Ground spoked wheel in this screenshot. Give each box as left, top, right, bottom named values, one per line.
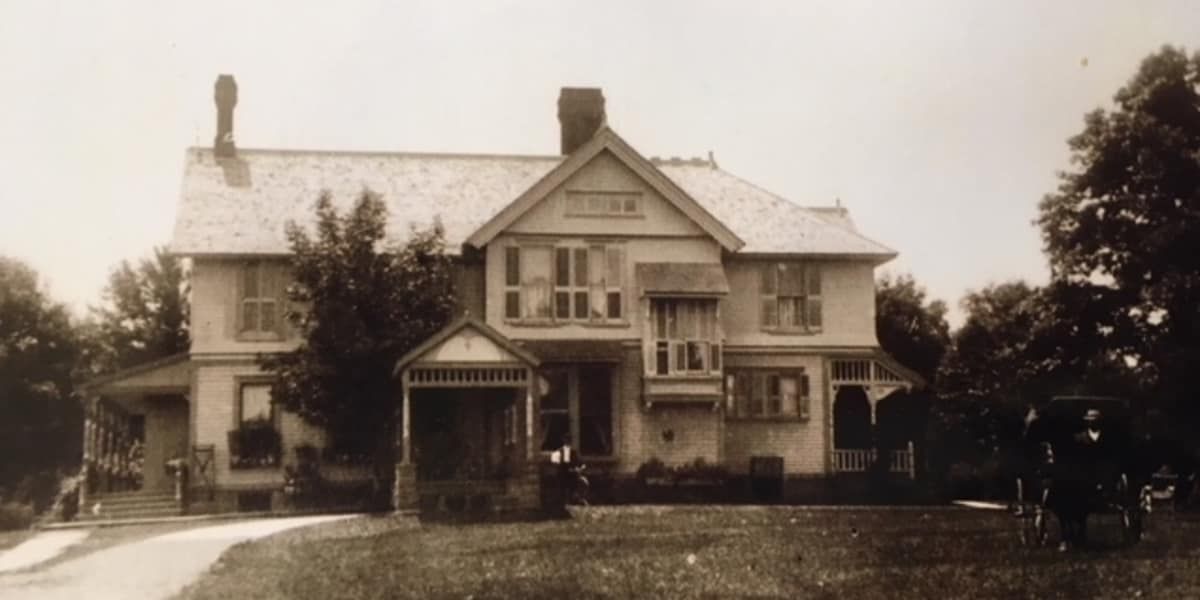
left=1018, top=505, right=1048, bottom=547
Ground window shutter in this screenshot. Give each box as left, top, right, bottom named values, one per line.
left=274, top=264, right=289, bottom=337
left=798, top=372, right=811, bottom=420
left=760, top=263, right=776, bottom=295
left=807, top=297, right=823, bottom=330
left=505, top=247, right=520, bottom=287
left=806, top=264, right=821, bottom=295
left=761, top=298, right=777, bottom=328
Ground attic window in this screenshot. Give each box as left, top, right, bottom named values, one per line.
left=565, top=190, right=641, bottom=216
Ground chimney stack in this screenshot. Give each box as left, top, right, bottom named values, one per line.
left=557, top=87, right=605, bottom=155
left=213, top=74, right=238, bottom=158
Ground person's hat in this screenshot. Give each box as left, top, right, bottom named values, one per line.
left=1083, top=408, right=1102, bottom=422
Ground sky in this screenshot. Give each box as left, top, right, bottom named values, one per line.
left=1, top=1, right=1197, bottom=327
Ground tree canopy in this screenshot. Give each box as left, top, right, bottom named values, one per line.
left=0, top=257, right=82, bottom=499
left=1037, top=45, right=1200, bottom=415
left=260, top=191, right=456, bottom=493
left=82, top=246, right=189, bottom=376
left=875, top=273, right=950, bottom=385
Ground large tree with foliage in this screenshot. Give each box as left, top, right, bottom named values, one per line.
left=1037, top=46, right=1200, bottom=427
left=260, top=191, right=456, bottom=501
left=82, top=246, right=189, bottom=376
left=875, top=273, right=950, bottom=385
left=0, top=257, right=82, bottom=508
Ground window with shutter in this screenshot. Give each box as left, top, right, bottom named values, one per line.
left=647, top=298, right=722, bottom=377
left=503, top=241, right=626, bottom=326
left=759, top=262, right=823, bottom=333
left=239, top=261, right=284, bottom=339
left=727, top=368, right=812, bottom=420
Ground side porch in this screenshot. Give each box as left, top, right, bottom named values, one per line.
left=79, top=353, right=192, bottom=520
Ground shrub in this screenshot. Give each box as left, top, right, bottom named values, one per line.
left=0, top=502, right=34, bottom=531
left=636, top=457, right=669, bottom=481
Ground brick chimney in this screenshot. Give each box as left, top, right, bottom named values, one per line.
left=557, top=87, right=605, bottom=155
left=213, top=74, right=238, bottom=158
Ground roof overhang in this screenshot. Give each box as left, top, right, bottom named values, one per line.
left=636, top=262, right=730, bottom=297
left=82, top=353, right=192, bottom=397
left=465, top=127, right=745, bottom=252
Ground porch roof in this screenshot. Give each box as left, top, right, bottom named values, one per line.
left=81, top=353, right=191, bottom=396
left=635, top=263, right=730, bottom=297
left=514, top=339, right=626, bottom=363
left=393, top=315, right=540, bottom=376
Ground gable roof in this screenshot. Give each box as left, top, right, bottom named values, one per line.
left=171, top=145, right=896, bottom=260
left=465, top=127, right=743, bottom=251
left=392, top=315, right=540, bottom=376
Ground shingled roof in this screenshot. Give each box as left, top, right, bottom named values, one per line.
left=170, top=146, right=896, bottom=259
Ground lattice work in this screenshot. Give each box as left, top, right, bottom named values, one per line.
left=408, top=367, right=529, bottom=388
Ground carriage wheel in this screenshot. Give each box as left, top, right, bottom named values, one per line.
left=1019, top=506, right=1048, bottom=547
left=1121, top=507, right=1143, bottom=545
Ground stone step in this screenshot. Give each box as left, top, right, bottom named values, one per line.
left=91, top=490, right=176, bottom=501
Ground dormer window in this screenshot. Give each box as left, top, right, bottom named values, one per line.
left=565, top=190, right=641, bottom=217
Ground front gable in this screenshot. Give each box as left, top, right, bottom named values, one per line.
left=466, top=127, right=743, bottom=251
left=505, top=149, right=707, bottom=238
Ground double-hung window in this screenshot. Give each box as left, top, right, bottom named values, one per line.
left=505, top=243, right=625, bottom=324
left=240, top=261, right=283, bottom=338
left=728, top=370, right=811, bottom=420
left=648, top=298, right=722, bottom=376
left=760, top=262, right=822, bottom=332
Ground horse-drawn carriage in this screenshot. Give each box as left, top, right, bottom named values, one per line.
left=1015, top=396, right=1154, bottom=550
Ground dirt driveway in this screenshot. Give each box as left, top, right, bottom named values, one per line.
left=0, top=515, right=354, bottom=600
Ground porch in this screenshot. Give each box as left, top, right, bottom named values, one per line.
left=79, top=353, right=192, bottom=519
left=828, top=355, right=925, bottom=479
left=393, top=317, right=543, bottom=514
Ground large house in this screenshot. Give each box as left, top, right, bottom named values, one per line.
left=79, top=76, right=922, bottom=517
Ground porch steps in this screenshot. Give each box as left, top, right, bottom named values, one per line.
left=78, top=491, right=181, bottom=521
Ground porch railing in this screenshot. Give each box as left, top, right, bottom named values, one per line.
left=831, top=441, right=916, bottom=479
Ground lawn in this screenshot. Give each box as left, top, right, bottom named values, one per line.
left=175, top=506, right=1200, bottom=599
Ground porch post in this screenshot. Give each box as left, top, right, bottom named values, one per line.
left=79, top=397, right=93, bottom=509
left=392, top=370, right=417, bottom=512
left=401, top=373, right=411, bottom=465
left=524, top=369, right=534, bottom=462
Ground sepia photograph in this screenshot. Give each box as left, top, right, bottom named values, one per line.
left=1, top=1, right=1199, bottom=598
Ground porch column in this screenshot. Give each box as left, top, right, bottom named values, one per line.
left=392, top=371, right=417, bottom=512
left=400, top=374, right=411, bottom=465
left=79, top=398, right=94, bottom=508
left=524, top=369, right=534, bottom=461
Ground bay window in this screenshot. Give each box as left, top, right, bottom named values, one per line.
left=728, top=369, right=812, bottom=420
left=760, top=262, right=822, bottom=332
left=647, top=298, right=722, bottom=376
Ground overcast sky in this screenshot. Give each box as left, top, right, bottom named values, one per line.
left=1, top=1, right=1197, bottom=327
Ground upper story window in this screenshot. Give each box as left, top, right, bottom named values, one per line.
left=647, top=298, right=722, bottom=377
left=239, top=261, right=284, bottom=339
left=728, top=369, right=811, bottom=420
left=565, top=190, right=642, bottom=217
left=760, top=262, right=822, bottom=333
left=504, top=243, right=625, bottom=325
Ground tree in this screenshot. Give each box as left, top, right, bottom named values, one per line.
left=0, top=257, right=82, bottom=509
left=260, top=191, right=456, bottom=504
left=875, top=273, right=950, bottom=385
left=1037, top=46, right=1200, bottom=429
left=83, top=246, right=189, bottom=375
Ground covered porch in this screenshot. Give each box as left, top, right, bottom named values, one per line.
left=828, top=354, right=926, bottom=479
left=79, top=353, right=192, bottom=517
left=392, top=317, right=543, bottom=513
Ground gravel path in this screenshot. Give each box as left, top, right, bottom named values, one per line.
left=0, top=515, right=355, bottom=600
left=0, top=530, right=90, bottom=573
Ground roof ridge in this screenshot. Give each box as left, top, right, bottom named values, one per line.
left=186, top=146, right=564, bottom=162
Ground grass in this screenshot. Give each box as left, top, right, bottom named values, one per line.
left=175, top=506, right=1200, bottom=599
